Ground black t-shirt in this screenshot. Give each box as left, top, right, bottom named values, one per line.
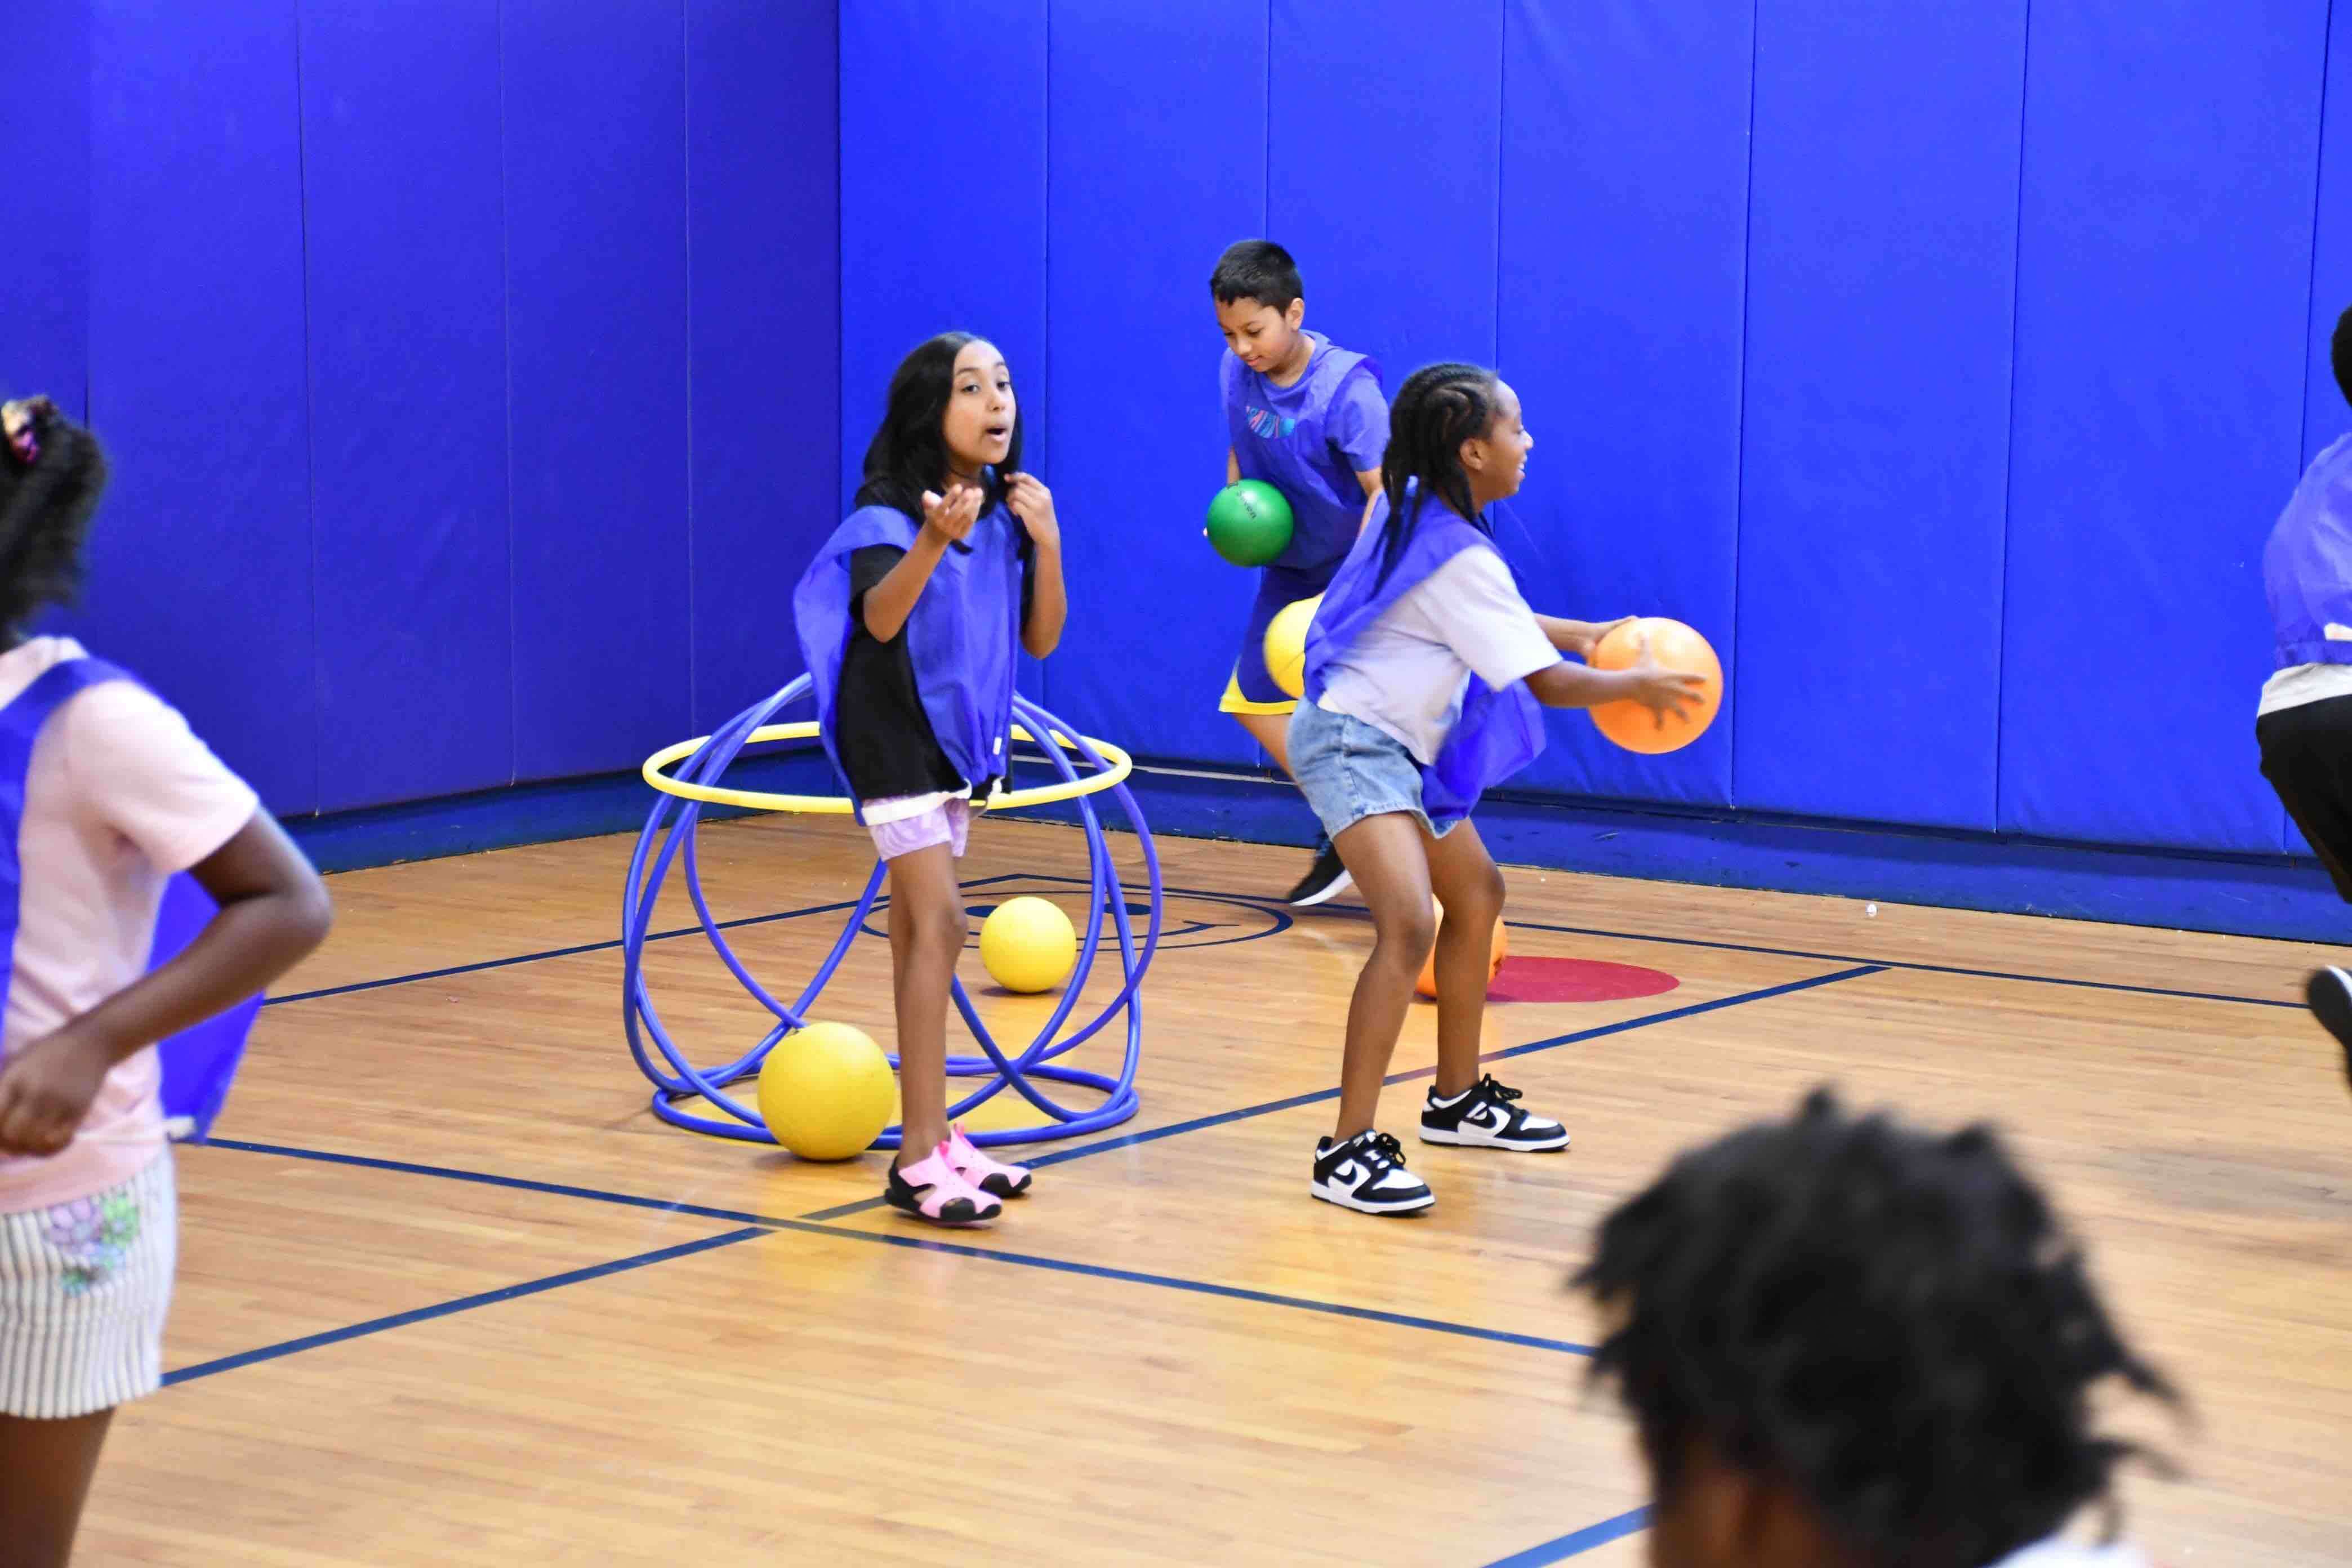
left=835, top=542, right=1035, bottom=803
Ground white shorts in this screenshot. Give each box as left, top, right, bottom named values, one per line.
left=0, top=1151, right=176, bottom=1419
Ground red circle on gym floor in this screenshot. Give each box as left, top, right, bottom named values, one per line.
left=1486, top=957, right=1679, bottom=1004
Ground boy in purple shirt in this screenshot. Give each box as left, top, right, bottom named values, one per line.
left=1211, top=240, right=1389, bottom=905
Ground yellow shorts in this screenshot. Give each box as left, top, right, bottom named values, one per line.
left=1220, top=668, right=1297, bottom=717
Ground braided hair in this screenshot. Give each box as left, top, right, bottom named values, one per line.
left=0, top=399, right=109, bottom=640
left=1574, top=1087, right=2180, bottom=1568
left=1373, top=362, right=1499, bottom=589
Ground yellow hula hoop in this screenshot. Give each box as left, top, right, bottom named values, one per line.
left=640, top=721, right=1133, bottom=815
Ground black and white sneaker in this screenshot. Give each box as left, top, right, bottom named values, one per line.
left=2306, top=967, right=2352, bottom=1097
left=1420, top=1074, right=1571, bottom=1151
left=1312, top=1129, right=1435, bottom=1214
left=1286, top=838, right=1354, bottom=907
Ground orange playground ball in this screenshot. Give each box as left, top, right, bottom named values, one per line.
left=1588, top=617, right=1723, bottom=755
left=1415, top=902, right=1509, bottom=1000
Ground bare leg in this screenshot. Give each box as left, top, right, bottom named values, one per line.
left=0, top=1408, right=116, bottom=1568
left=1327, top=812, right=1436, bottom=1142
left=1233, top=709, right=1295, bottom=778
left=885, top=843, right=966, bottom=1165
left=1423, top=819, right=1506, bottom=1099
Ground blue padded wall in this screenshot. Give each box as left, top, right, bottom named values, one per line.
left=1498, top=0, right=1752, bottom=808
left=8, top=3, right=90, bottom=417
left=299, top=0, right=513, bottom=810
left=688, top=0, right=842, bottom=730
left=1043, top=0, right=1268, bottom=769
left=2304, top=0, right=2352, bottom=475
left=838, top=1, right=1049, bottom=514
left=2001, top=0, right=2325, bottom=852
left=1267, top=0, right=1503, bottom=380
left=1731, top=0, right=2028, bottom=831
left=501, top=0, right=692, bottom=782
left=86, top=0, right=318, bottom=812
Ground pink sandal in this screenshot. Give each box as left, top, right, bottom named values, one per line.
left=884, top=1142, right=1003, bottom=1226
left=948, top=1124, right=1033, bottom=1199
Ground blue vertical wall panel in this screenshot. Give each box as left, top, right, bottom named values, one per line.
left=1042, top=0, right=1267, bottom=769
left=1267, top=0, right=1502, bottom=380
left=1497, top=0, right=1752, bottom=808
left=2002, top=1, right=2324, bottom=852
left=2304, top=0, right=2352, bottom=478
left=688, top=0, right=840, bottom=731
left=85, top=0, right=318, bottom=812
left=8, top=3, right=90, bottom=417
left=502, top=0, right=693, bottom=781
left=839, top=1, right=1049, bottom=515
left=1730, top=0, right=2026, bottom=830
left=300, top=0, right=513, bottom=810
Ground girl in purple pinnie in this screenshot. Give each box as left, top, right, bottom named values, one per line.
left=1288, top=364, right=1699, bottom=1215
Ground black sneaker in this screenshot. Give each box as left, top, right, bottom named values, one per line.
left=2306, top=967, right=2352, bottom=1096
left=1420, top=1074, right=1571, bottom=1151
left=1311, top=1129, right=1435, bottom=1214
left=1286, top=838, right=1353, bottom=907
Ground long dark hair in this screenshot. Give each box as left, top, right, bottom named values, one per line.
left=1373, top=362, right=1499, bottom=589
left=853, top=332, right=1021, bottom=522
left=0, top=399, right=108, bottom=639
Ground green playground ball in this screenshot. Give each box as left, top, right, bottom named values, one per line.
left=1205, top=480, right=1295, bottom=567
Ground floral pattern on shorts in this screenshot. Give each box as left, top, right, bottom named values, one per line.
left=44, top=1186, right=144, bottom=1297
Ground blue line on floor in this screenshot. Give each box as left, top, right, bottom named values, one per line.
left=163, top=1226, right=767, bottom=1386
left=264, top=873, right=1026, bottom=1005
left=759, top=1222, right=1597, bottom=1357
left=177, top=1149, right=1598, bottom=1377
left=1028, top=872, right=2299, bottom=1010
left=1481, top=1506, right=1654, bottom=1566
left=198, top=1137, right=795, bottom=1226
left=796, top=963, right=1886, bottom=1222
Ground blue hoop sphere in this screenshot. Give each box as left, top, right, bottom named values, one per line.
left=621, top=676, right=1159, bottom=1151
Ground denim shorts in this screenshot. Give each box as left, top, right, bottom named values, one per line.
left=1286, top=699, right=1454, bottom=841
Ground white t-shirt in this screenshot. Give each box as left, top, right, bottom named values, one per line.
left=0, top=638, right=259, bottom=1214
left=1314, top=545, right=1562, bottom=763
left=2257, top=660, right=2352, bottom=716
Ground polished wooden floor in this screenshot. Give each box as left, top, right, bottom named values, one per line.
left=75, top=809, right=2352, bottom=1566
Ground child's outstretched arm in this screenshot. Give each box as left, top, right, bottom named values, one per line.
left=1534, top=614, right=1633, bottom=660
left=1525, top=631, right=1704, bottom=719
left=1227, top=448, right=1241, bottom=485
left=863, top=484, right=982, bottom=641
left=1007, top=474, right=1066, bottom=658
left=0, top=808, right=332, bottom=1156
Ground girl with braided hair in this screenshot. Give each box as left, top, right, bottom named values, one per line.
left=1288, top=363, right=1700, bottom=1214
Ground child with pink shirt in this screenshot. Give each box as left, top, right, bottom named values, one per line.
left=0, top=395, right=333, bottom=1566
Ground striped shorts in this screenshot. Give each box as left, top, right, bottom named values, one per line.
left=0, top=1152, right=176, bottom=1419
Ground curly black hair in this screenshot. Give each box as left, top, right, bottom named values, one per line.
left=1575, top=1088, right=2179, bottom=1568
left=0, top=399, right=108, bottom=638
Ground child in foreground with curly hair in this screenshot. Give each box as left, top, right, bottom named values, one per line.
left=1575, top=1088, right=2181, bottom=1568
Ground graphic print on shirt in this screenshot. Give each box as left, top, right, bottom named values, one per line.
left=1245, top=404, right=1298, bottom=441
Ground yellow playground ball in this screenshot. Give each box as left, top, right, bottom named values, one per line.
left=1263, top=594, right=1322, bottom=700
left=979, top=896, right=1079, bottom=994
left=756, top=1021, right=896, bottom=1161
